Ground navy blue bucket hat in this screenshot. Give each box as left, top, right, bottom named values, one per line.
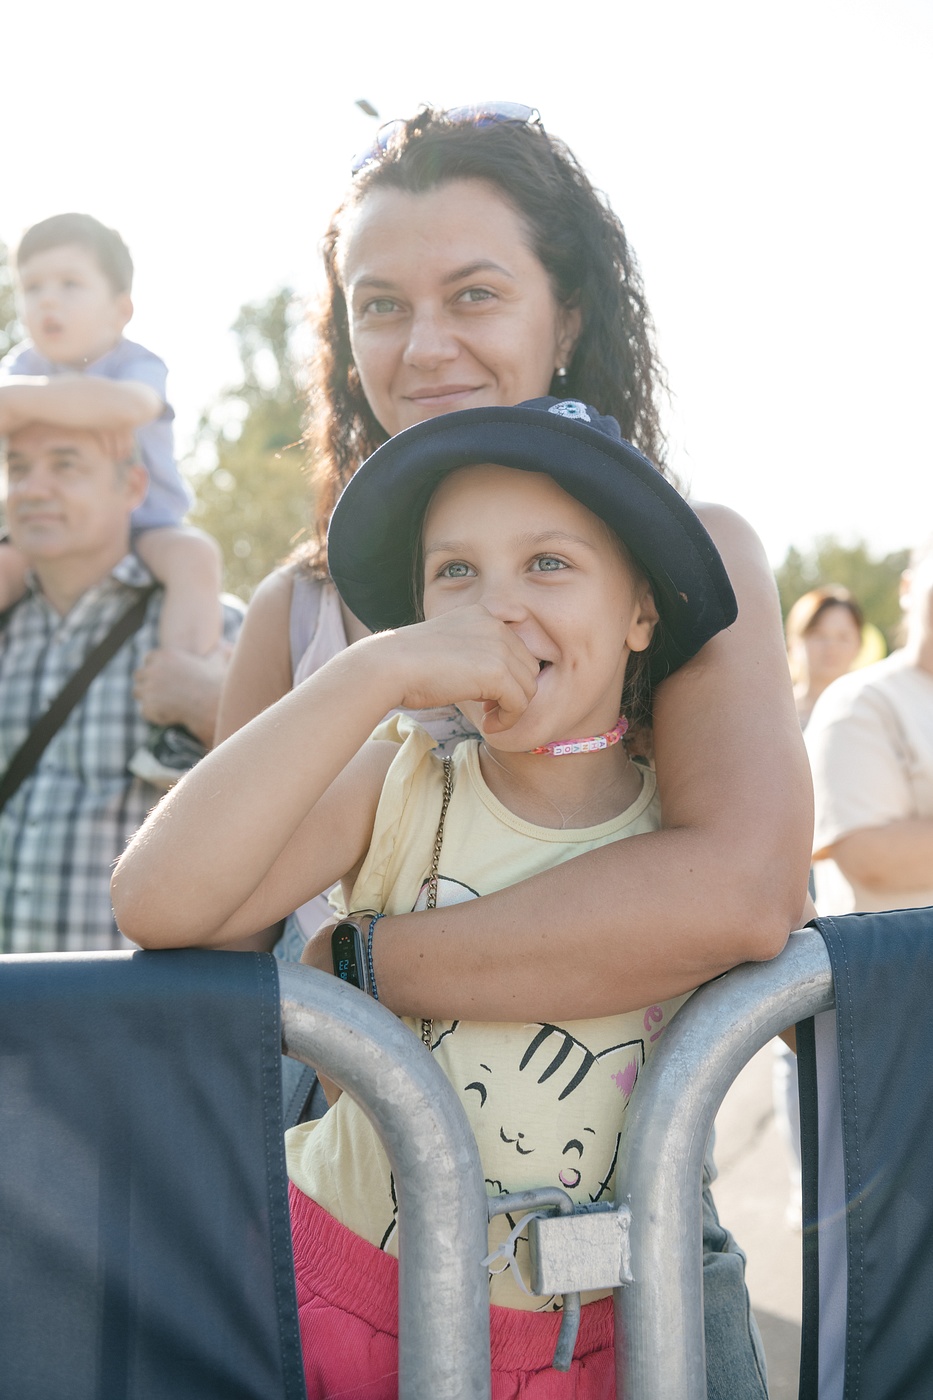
left=328, top=397, right=737, bottom=681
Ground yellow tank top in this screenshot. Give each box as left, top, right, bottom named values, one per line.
left=286, top=716, right=690, bottom=1310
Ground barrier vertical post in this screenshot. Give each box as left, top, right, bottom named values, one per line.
left=279, top=961, right=492, bottom=1400
left=613, top=930, right=834, bottom=1400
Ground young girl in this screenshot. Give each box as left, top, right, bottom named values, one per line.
left=113, top=397, right=738, bottom=1397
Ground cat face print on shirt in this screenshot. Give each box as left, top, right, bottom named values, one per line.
left=446, top=1019, right=645, bottom=1203
left=378, top=1018, right=646, bottom=1253
left=410, top=872, right=651, bottom=1205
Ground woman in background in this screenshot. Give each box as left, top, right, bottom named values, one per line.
left=786, top=586, right=865, bottom=730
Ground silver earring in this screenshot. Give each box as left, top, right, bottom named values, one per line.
left=554, top=366, right=568, bottom=389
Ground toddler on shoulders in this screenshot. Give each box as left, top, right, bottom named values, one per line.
left=0, top=213, right=222, bottom=783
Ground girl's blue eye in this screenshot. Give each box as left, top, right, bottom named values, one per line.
left=440, top=561, right=473, bottom=579
left=532, top=556, right=567, bottom=572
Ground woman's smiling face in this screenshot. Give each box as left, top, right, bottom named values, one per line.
left=337, top=179, right=581, bottom=438
left=421, top=463, right=657, bottom=752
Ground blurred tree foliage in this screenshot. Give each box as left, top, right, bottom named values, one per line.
left=0, top=240, right=23, bottom=529
left=186, top=288, right=312, bottom=599
left=775, top=537, right=909, bottom=649
left=0, top=240, right=22, bottom=359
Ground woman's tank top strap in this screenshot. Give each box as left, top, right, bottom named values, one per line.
left=289, top=575, right=477, bottom=751
left=289, top=572, right=324, bottom=677
left=292, top=579, right=346, bottom=687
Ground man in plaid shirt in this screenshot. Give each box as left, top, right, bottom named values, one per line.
left=0, top=423, right=241, bottom=951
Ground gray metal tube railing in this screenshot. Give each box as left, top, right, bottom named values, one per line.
left=614, top=929, right=835, bottom=1400
left=278, top=960, right=492, bottom=1400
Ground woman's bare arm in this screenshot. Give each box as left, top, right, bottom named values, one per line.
left=213, top=567, right=296, bottom=743
left=302, top=505, right=813, bottom=1022
left=114, top=651, right=401, bottom=947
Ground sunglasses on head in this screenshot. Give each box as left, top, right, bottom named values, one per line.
left=351, top=102, right=542, bottom=175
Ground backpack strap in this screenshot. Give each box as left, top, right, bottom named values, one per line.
left=0, top=585, right=158, bottom=813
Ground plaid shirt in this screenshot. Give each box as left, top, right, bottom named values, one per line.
left=0, top=556, right=241, bottom=952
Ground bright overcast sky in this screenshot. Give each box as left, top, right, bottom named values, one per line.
left=4, top=0, right=930, bottom=565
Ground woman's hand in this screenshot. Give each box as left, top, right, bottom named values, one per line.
left=377, top=607, right=540, bottom=730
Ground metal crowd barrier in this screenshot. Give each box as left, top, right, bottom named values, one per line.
left=295, top=918, right=933, bottom=1397
left=1, top=934, right=831, bottom=1399
left=614, top=928, right=834, bottom=1400
left=286, top=932, right=835, bottom=1400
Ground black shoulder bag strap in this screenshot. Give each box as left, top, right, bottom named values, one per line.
left=0, top=586, right=158, bottom=814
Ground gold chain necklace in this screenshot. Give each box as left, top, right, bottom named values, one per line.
left=421, top=755, right=453, bottom=1049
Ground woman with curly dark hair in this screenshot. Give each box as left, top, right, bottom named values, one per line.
left=216, top=106, right=812, bottom=1397
left=300, top=108, right=668, bottom=571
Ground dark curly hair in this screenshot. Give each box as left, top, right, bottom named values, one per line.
left=299, top=107, right=669, bottom=574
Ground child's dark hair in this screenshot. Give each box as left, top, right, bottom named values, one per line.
left=300, top=106, right=668, bottom=575
left=15, top=213, right=134, bottom=295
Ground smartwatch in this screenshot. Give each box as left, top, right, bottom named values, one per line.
left=331, top=919, right=372, bottom=995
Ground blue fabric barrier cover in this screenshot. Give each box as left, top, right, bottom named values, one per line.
left=799, top=909, right=933, bottom=1400
left=0, top=949, right=306, bottom=1400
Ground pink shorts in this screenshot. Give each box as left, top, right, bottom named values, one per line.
left=290, top=1184, right=616, bottom=1400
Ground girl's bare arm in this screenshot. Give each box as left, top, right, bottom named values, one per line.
left=301, top=505, right=813, bottom=1022
left=114, top=649, right=399, bottom=947
left=114, top=608, right=540, bottom=947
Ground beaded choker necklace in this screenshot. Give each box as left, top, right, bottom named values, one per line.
left=530, top=715, right=629, bottom=757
